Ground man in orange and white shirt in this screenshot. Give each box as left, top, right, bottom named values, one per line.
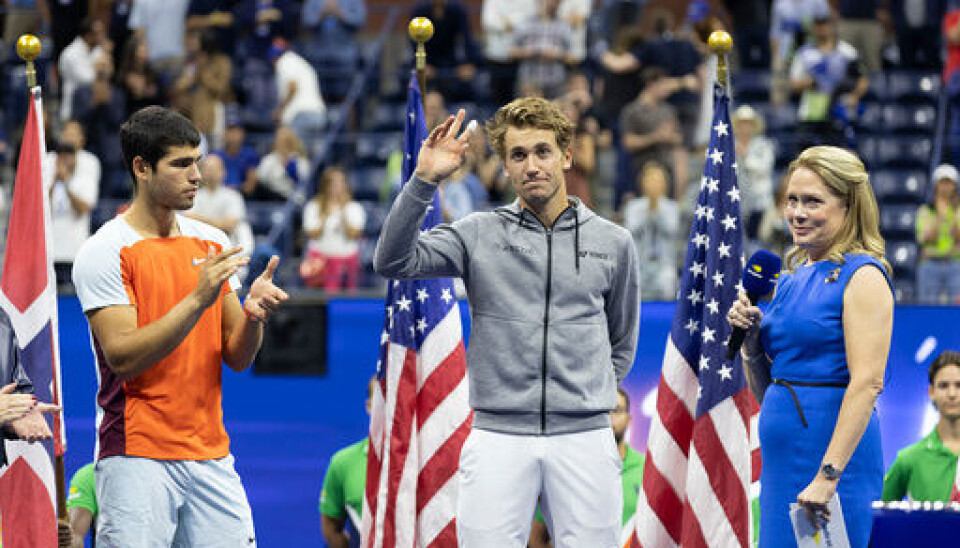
left=72, top=106, right=288, bottom=547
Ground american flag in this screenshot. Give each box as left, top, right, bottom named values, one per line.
left=951, top=466, right=960, bottom=502
left=361, top=72, right=472, bottom=548
left=630, top=83, right=760, bottom=548
left=0, top=88, right=66, bottom=547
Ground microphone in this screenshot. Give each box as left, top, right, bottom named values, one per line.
left=726, top=250, right=781, bottom=360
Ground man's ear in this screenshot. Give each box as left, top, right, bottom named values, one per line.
left=131, top=156, right=151, bottom=183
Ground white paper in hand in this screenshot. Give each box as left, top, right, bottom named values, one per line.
left=789, top=494, right=850, bottom=548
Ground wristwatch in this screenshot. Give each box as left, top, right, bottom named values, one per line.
left=820, top=463, right=842, bottom=481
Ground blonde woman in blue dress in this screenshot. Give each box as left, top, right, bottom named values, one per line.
left=727, top=145, right=894, bottom=547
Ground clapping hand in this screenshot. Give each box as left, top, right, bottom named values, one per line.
left=414, top=109, right=476, bottom=185
left=243, top=255, right=289, bottom=323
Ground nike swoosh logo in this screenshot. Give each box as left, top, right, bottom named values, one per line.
left=192, top=257, right=207, bottom=267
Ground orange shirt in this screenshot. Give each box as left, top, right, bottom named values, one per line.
left=74, top=215, right=240, bottom=460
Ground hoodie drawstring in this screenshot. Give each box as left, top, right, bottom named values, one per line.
left=573, top=207, right=580, bottom=274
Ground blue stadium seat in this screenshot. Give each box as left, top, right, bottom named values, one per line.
left=354, top=132, right=401, bottom=167
left=879, top=204, right=918, bottom=239
left=859, top=136, right=932, bottom=170
left=238, top=60, right=278, bottom=131
left=350, top=166, right=387, bottom=201
left=887, top=239, right=919, bottom=301
left=872, top=170, right=928, bottom=205
left=360, top=200, right=390, bottom=238
left=732, top=70, right=772, bottom=104
left=882, top=103, right=937, bottom=135
left=886, top=72, right=941, bottom=105
left=757, top=103, right=797, bottom=134
left=863, top=73, right=887, bottom=103
left=857, top=101, right=883, bottom=134
left=367, top=101, right=407, bottom=132
left=246, top=201, right=285, bottom=236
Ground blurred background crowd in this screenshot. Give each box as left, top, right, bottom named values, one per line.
left=0, top=0, right=959, bottom=304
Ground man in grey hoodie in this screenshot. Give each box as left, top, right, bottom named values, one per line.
left=374, top=97, right=640, bottom=547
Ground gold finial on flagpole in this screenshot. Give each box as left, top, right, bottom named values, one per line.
left=708, top=30, right=733, bottom=89
left=408, top=17, right=434, bottom=98
left=16, top=34, right=42, bottom=89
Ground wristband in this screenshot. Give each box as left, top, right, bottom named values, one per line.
left=243, top=306, right=263, bottom=323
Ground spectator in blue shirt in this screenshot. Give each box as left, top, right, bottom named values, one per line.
left=215, top=116, right=261, bottom=197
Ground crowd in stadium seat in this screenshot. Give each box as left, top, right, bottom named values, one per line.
left=0, top=0, right=957, bottom=302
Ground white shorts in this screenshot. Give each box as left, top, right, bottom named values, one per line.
left=95, top=454, right=256, bottom=547
left=456, top=428, right=622, bottom=548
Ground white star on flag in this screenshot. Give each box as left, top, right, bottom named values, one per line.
left=702, top=327, right=716, bottom=343
left=440, top=288, right=453, bottom=304
left=726, top=186, right=741, bottom=203
left=396, top=295, right=412, bottom=312
left=713, top=120, right=729, bottom=136
left=718, top=364, right=733, bottom=380
left=699, top=356, right=711, bottom=371
left=709, top=149, right=724, bottom=165
left=721, top=214, right=737, bottom=231
left=685, top=319, right=700, bottom=335
left=687, top=289, right=703, bottom=306
left=718, top=242, right=732, bottom=258
left=706, top=299, right=720, bottom=315
left=416, top=288, right=429, bottom=303
left=416, top=317, right=428, bottom=333
left=690, top=262, right=706, bottom=277
left=712, top=271, right=725, bottom=287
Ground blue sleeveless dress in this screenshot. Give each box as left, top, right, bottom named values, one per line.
left=757, top=254, right=891, bottom=547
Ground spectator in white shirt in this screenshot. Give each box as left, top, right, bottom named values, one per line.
left=59, top=18, right=107, bottom=121
left=187, top=155, right=254, bottom=254
left=301, top=166, right=366, bottom=291
left=268, top=38, right=326, bottom=149
left=45, top=121, right=101, bottom=288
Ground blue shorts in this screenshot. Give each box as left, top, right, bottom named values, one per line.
left=95, top=454, right=257, bottom=547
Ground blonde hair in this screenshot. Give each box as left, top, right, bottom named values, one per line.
left=485, top=97, right=573, bottom=159
left=783, top=146, right=891, bottom=274
left=312, top=165, right=352, bottom=216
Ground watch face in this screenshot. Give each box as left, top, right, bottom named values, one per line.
left=821, top=464, right=841, bottom=480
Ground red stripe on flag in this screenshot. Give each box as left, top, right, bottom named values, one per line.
left=641, top=455, right=684, bottom=543
left=417, top=343, right=466, bottom=429
left=680, top=500, right=710, bottom=548
left=656, top=375, right=694, bottom=457
left=691, top=416, right=750, bottom=547
left=381, top=348, right=419, bottom=548
left=0, top=98, right=46, bottom=312
left=425, top=519, right=457, bottom=548
left=416, top=415, right=472, bottom=514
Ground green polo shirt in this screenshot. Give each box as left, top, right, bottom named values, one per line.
left=882, top=429, right=958, bottom=502
left=534, top=444, right=645, bottom=526
left=320, top=438, right=368, bottom=521
left=66, top=462, right=97, bottom=516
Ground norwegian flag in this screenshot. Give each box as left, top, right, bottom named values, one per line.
left=0, top=88, right=66, bottom=547
left=361, top=72, right=472, bottom=548
left=630, top=83, right=760, bottom=548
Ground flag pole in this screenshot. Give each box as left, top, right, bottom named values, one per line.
left=708, top=30, right=733, bottom=91
left=408, top=17, right=434, bottom=100
left=17, top=32, right=70, bottom=525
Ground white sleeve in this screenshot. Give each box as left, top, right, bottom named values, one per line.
left=73, top=230, right=130, bottom=313
left=344, top=201, right=366, bottom=230
left=302, top=200, right=321, bottom=232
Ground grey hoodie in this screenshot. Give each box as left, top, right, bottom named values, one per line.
left=374, top=177, right=641, bottom=435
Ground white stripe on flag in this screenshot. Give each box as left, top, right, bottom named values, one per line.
left=418, top=377, right=469, bottom=472
left=417, top=307, right=462, bottom=389
left=686, top=448, right=741, bottom=547
left=634, top=485, right=679, bottom=548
